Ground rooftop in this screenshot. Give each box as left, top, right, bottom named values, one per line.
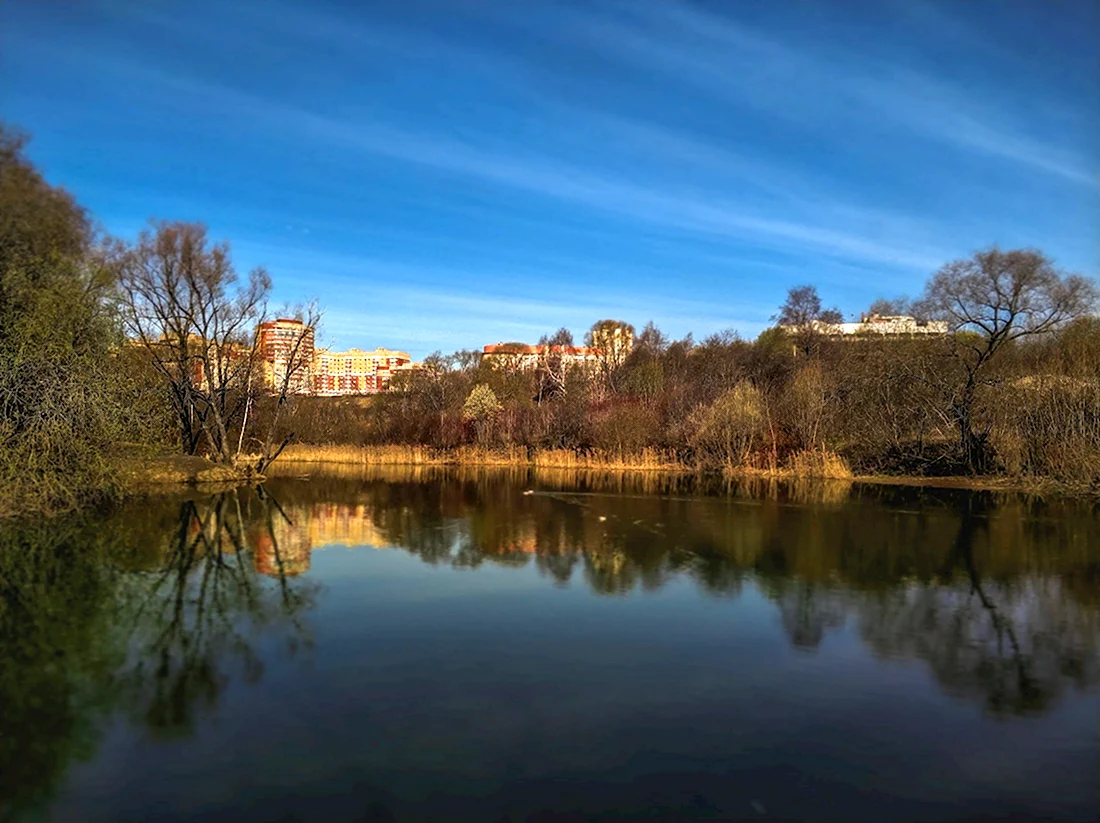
left=483, top=343, right=599, bottom=356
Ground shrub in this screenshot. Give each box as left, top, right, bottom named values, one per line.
left=591, top=401, right=660, bottom=454
left=991, top=378, right=1100, bottom=488
left=689, top=381, right=767, bottom=469
left=463, top=384, right=501, bottom=445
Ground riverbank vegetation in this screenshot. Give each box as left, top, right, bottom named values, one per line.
left=0, top=126, right=170, bottom=515
left=0, top=124, right=312, bottom=515
left=265, top=257, right=1099, bottom=489
left=3, top=119, right=1099, bottom=516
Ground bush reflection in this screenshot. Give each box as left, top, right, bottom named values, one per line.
left=1, top=470, right=1097, bottom=819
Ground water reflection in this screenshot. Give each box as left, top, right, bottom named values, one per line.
left=0, top=490, right=317, bottom=819
left=257, top=470, right=1099, bottom=719
left=117, top=494, right=318, bottom=738
left=1, top=470, right=1097, bottom=821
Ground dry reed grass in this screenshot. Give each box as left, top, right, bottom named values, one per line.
left=723, top=449, right=853, bottom=481
left=784, top=449, right=854, bottom=479
left=264, top=460, right=708, bottom=497
left=278, top=443, right=854, bottom=481
left=279, top=444, right=444, bottom=465
left=278, top=444, right=683, bottom=471
left=530, top=448, right=680, bottom=470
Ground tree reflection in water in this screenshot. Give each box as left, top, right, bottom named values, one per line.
left=259, top=469, right=1100, bottom=719
left=117, top=490, right=318, bottom=736
left=2, top=471, right=1098, bottom=820
left=856, top=496, right=1099, bottom=716
left=0, top=489, right=317, bottom=818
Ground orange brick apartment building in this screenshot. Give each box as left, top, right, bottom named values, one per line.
left=257, top=318, right=315, bottom=394
left=257, top=320, right=413, bottom=396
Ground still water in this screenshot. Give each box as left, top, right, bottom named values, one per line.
left=1, top=468, right=1097, bottom=822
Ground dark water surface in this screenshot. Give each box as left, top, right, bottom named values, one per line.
left=2, top=468, right=1098, bottom=822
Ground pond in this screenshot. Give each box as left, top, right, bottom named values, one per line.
left=1, top=468, right=1097, bottom=822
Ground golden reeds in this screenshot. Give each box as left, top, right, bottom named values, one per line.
left=276, top=444, right=684, bottom=471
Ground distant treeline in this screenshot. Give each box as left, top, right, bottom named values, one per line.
left=3, top=119, right=1099, bottom=515
left=267, top=277, right=1100, bottom=488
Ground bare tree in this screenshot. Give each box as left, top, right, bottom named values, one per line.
left=774, top=285, right=843, bottom=354
left=118, top=221, right=319, bottom=473
left=784, top=362, right=832, bottom=451
left=867, top=296, right=915, bottom=317
left=635, top=320, right=669, bottom=354
left=536, top=327, right=574, bottom=402
left=918, top=247, right=1097, bottom=473
left=118, top=222, right=268, bottom=463
left=409, top=351, right=460, bottom=432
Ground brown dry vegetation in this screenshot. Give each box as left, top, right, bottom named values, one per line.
left=276, top=443, right=853, bottom=479
left=277, top=444, right=685, bottom=471
left=257, top=314, right=1100, bottom=492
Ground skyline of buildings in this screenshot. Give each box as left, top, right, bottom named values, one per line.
left=257, top=318, right=415, bottom=396
left=781, top=313, right=950, bottom=338
left=481, top=342, right=602, bottom=372
left=256, top=312, right=948, bottom=395
left=140, top=310, right=951, bottom=399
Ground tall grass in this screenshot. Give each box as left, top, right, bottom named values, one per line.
left=719, top=448, right=853, bottom=481
left=530, top=448, right=680, bottom=470
left=277, top=444, right=683, bottom=471
left=276, top=443, right=850, bottom=478
left=784, top=449, right=854, bottom=479
left=278, top=444, right=446, bottom=465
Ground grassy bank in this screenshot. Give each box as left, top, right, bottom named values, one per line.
left=277, top=444, right=687, bottom=471
left=1, top=454, right=267, bottom=519
left=272, top=443, right=1089, bottom=496
left=117, top=454, right=263, bottom=490
left=279, top=443, right=852, bottom=479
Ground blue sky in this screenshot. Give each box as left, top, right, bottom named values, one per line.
left=3, top=0, right=1097, bottom=357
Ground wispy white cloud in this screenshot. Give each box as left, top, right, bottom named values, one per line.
left=62, top=46, right=945, bottom=271
left=17, top=0, right=1095, bottom=355
left=272, top=105, right=946, bottom=270
left=247, top=242, right=776, bottom=316
left=557, top=0, right=1097, bottom=188
left=847, top=71, right=1097, bottom=188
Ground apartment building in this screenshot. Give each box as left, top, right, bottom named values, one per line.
left=257, top=318, right=315, bottom=394
left=847, top=314, right=948, bottom=335
left=783, top=314, right=948, bottom=338
left=312, top=347, right=413, bottom=395
left=481, top=343, right=601, bottom=371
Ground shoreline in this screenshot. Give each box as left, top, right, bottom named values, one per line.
left=118, top=454, right=264, bottom=490
left=5, top=448, right=1087, bottom=521
left=268, top=444, right=1092, bottom=498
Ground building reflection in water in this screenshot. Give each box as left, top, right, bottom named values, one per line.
left=250, top=502, right=397, bottom=577
left=308, top=502, right=395, bottom=550
left=252, top=525, right=312, bottom=577
left=239, top=478, right=1100, bottom=721
left=258, top=500, right=582, bottom=566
